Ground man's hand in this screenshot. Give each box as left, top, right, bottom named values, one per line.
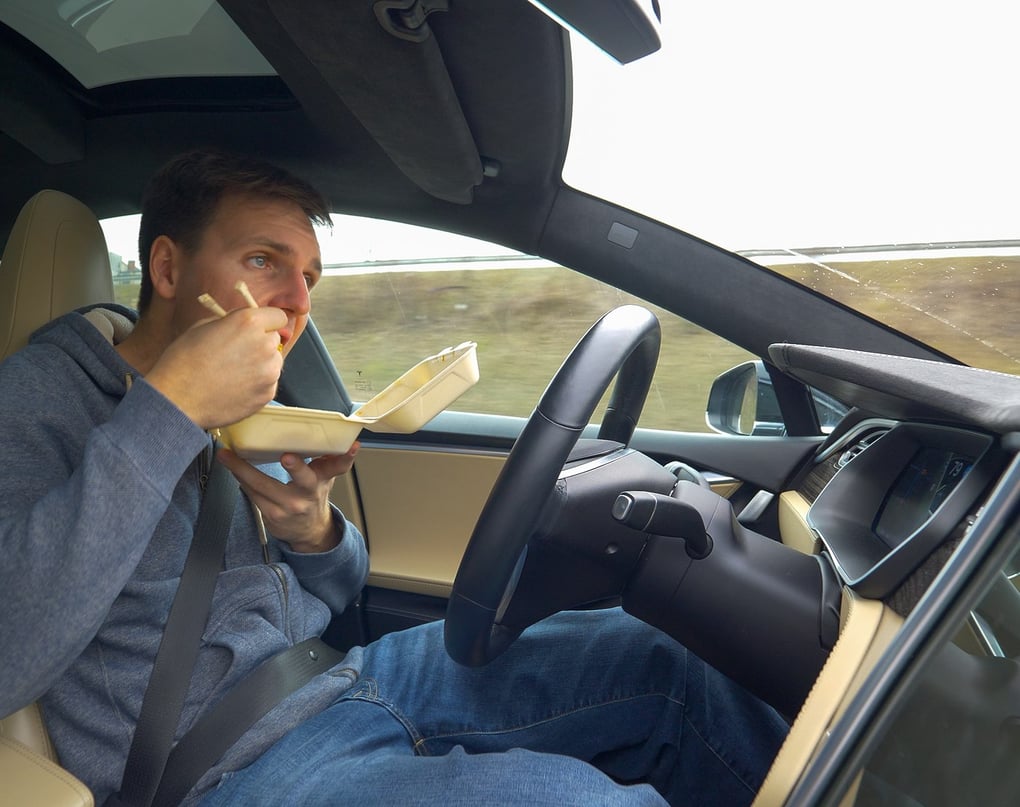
left=146, top=307, right=287, bottom=430
left=217, top=442, right=360, bottom=553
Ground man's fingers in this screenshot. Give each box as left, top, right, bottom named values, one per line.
left=217, top=447, right=266, bottom=489
left=240, top=305, right=288, bottom=333
left=218, top=443, right=358, bottom=500
left=216, top=444, right=355, bottom=551
left=308, top=443, right=360, bottom=479
left=283, top=443, right=360, bottom=487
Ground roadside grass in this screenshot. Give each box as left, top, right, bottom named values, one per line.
left=309, top=266, right=751, bottom=433
left=768, top=256, right=1020, bottom=373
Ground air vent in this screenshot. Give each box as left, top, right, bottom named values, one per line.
left=838, top=428, right=888, bottom=467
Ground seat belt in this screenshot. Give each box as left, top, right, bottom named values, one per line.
left=107, top=455, right=239, bottom=807
left=107, top=451, right=345, bottom=807
left=151, top=636, right=343, bottom=807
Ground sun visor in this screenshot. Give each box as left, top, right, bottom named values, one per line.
left=221, top=0, right=482, bottom=204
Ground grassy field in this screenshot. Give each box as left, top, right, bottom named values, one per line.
left=114, top=254, right=1020, bottom=433
left=307, top=265, right=752, bottom=432
left=769, top=255, right=1020, bottom=373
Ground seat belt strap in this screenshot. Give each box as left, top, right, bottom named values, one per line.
left=151, top=636, right=345, bottom=807
left=109, top=452, right=349, bottom=807
left=110, top=454, right=239, bottom=807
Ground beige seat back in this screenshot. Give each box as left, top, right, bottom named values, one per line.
left=0, top=703, right=57, bottom=760
left=0, top=189, right=114, bottom=361
left=0, top=189, right=111, bottom=806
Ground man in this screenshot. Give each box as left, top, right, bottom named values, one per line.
left=0, top=151, right=786, bottom=805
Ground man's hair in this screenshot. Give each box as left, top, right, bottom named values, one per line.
left=136, top=150, right=332, bottom=313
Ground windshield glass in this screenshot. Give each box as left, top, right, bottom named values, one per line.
left=563, top=1, right=1020, bottom=373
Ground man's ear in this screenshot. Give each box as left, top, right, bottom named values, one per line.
left=148, top=235, right=180, bottom=302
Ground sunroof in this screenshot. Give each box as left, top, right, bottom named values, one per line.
left=1, top=0, right=274, bottom=89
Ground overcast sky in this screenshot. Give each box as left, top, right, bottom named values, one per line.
left=564, top=1, right=1020, bottom=252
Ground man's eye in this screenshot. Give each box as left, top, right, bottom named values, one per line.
left=249, top=255, right=269, bottom=269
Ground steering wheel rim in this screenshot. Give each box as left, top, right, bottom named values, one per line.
left=444, top=305, right=661, bottom=666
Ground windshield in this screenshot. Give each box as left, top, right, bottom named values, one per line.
left=564, top=1, right=1020, bottom=372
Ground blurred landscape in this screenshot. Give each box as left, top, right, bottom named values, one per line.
left=115, top=253, right=1020, bottom=434
left=305, top=265, right=752, bottom=433
left=769, top=254, right=1020, bottom=373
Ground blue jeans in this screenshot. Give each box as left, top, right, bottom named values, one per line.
left=201, top=608, right=788, bottom=806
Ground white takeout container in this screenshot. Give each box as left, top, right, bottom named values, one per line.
left=218, top=341, right=478, bottom=463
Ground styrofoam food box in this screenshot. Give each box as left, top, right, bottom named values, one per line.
left=219, top=341, right=478, bottom=463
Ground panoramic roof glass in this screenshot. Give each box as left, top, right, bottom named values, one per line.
left=0, top=0, right=272, bottom=88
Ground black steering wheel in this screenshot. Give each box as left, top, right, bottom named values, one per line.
left=444, top=305, right=661, bottom=666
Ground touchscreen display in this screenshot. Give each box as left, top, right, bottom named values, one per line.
left=874, top=448, right=973, bottom=545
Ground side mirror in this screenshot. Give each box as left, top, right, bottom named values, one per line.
left=706, top=361, right=849, bottom=436
left=706, top=361, right=784, bottom=436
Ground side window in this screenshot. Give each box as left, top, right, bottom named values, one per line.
left=100, top=212, right=774, bottom=434
left=313, top=216, right=755, bottom=433
left=847, top=548, right=1020, bottom=807
left=102, top=214, right=144, bottom=309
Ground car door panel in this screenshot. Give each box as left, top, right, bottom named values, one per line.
left=337, top=413, right=822, bottom=605
left=353, top=444, right=504, bottom=598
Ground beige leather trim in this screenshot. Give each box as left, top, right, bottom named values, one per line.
left=353, top=446, right=504, bottom=597
left=0, top=703, right=55, bottom=761
left=710, top=480, right=742, bottom=499
left=838, top=772, right=865, bottom=807
left=752, top=589, right=903, bottom=807
left=329, top=472, right=366, bottom=536
left=778, top=490, right=819, bottom=555
left=0, top=737, right=93, bottom=807
left=366, top=573, right=458, bottom=599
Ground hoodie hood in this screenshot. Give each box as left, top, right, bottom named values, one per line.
left=28, top=304, right=139, bottom=397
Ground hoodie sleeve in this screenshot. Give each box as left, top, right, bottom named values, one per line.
left=278, top=508, right=369, bottom=616
left=0, top=349, right=209, bottom=716
left=251, top=454, right=370, bottom=616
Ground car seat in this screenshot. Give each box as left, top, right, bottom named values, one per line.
left=0, top=189, right=113, bottom=806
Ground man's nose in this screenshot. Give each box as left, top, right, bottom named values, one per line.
left=269, top=269, right=311, bottom=314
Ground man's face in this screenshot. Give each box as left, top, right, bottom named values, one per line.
left=169, top=193, right=323, bottom=356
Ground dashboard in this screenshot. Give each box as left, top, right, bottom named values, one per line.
left=770, top=343, right=1020, bottom=602
left=801, top=421, right=1000, bottom=598
left=764, top=344, right=1020, bottom=807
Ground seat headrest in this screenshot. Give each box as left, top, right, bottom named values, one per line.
left=0, top=190, right=114, bottom=361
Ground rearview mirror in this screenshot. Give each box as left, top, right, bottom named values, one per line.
left=529, top=0, right=661, bottom=64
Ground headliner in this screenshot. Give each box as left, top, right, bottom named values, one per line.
left=0, top=0, right=569, bottom=254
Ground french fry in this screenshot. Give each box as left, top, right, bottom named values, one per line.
left=235, top=280, right=259, bottom=309
left=197, top=293, right=227, bottom=317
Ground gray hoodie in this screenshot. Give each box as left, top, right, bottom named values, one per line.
left=0, top=306, right=370, bottom=803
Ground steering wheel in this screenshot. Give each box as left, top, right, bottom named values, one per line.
left=444, top=305, right=661, bottom=666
